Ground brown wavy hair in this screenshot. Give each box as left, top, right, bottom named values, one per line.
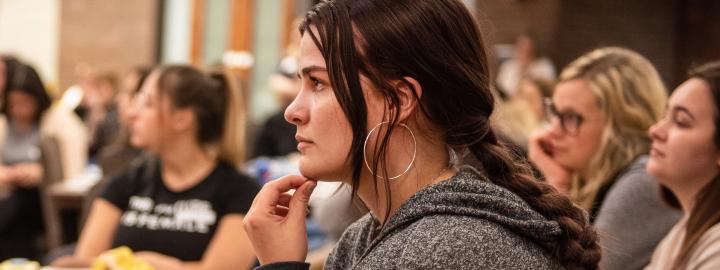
left=300, top=0, right=600, bottom=268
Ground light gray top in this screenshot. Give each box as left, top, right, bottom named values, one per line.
left=2, top=124, right=41, bottom=165
left=595, top=155, right=682, bottom=270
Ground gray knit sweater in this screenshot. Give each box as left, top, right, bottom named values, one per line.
left=257, top=167, right=566, bottom=270
left=324, top=167, right=564, bottom=269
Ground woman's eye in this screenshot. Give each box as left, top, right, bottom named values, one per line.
left=671, top=112, right=691, bottom=128
left=309, top=77, right=324, bottom=91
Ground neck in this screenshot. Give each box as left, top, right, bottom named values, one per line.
left=10, top=119, right=35, bottom=133
left=667, top=173, right=717, bottom=213
left=355, top=137, right=456, bottom=225
left=159, top=135, right=218, bottom=192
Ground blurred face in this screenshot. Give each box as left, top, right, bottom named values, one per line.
left=285, top=30, right=384, bottom=181
left=117, top=71, right=141, bottom=127
left=129, top=72, right=166, bottom=152
left=517, top=79, right=544, bottom=120
left=647, top=78, right=720, bottom=192
left=545, top=79, right=605, bottom=173
left=7, top=90, right=39, bottom=125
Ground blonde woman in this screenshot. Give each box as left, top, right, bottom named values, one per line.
left=529, top=47, right=681, bottom=270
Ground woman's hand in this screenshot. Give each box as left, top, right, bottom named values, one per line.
left=528, top=129, right=572, bottom=193
left=243, top=175, right=317, bottom=265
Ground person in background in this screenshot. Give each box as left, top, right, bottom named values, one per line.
left=97, top=67, right=151, bottom=179
left=529, top=47, right=680, bottom=270
left=86, top=73, right=121, bottom=159
left=496, top=34, right=556, bottom=98
left=52, top=66, right=260, bottom=270
left=645, top=61, right=720, bottom=270
left=493, top=77, right=555, bottom=149
left=0, top=63, right=53, bottom=260
left=0, top=56, right=23, bottom=101
left=242, top=1, right=600, bottom=269
left=251, top=60, right=300, bottom=159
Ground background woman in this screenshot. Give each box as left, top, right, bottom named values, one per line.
left=53, top=66, right=260, bottom=270
left=528, top=47, right=680, bottom=269
left=645, top=61, right=720, bottom=269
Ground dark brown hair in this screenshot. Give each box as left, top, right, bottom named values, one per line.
left=153, top=65, right=246, bottom=165
left=662, top=61, right=720, bottom=268
left=300, top=0, right=600, bottom=269
left=2, top=63, right=52, bottom=124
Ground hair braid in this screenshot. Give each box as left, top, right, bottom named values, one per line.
left=467, top=126, right=601, bottom=269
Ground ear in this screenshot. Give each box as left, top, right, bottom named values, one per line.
left=170, top=108, right=195, bottom=132
left=392, top=77, right=422, bottom=123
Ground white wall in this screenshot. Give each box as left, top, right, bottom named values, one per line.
left=161, top=0, right=192, bottom=64
left=0, top=0, right=60, bottom=91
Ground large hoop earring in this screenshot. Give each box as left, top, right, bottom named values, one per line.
left=363, top=121, right=417, bottom=180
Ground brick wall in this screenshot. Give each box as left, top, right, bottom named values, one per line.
left=474, top=0, right=691, bottom=88
left=59, top=0, right=160, bottom=91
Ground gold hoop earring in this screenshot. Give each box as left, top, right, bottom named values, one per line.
left=363, top=121, right=417, bottom=180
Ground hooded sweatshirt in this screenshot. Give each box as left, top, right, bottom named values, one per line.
left=258, top=167, right=565, bottom=270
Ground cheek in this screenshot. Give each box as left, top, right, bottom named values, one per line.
left=556, top=124, right=604, bottom=168
left=299, top=96, right=354, bottom=180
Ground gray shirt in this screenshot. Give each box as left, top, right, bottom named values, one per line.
left=2, top=124, right=40, bottom=165
left=596, top=155, right=682, bottom=270
left=324, top=167, right=563, bottom=270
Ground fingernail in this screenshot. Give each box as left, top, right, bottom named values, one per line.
left=307, top=181, right=316, bottom=194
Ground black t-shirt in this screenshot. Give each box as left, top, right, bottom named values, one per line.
left=100, top=158, right=261, bottom=261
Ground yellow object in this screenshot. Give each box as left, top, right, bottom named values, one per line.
left=0, top=258, right=40, bottom=270
left=91, top=246, right=155, bottom=270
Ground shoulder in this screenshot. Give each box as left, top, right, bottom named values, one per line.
left=688, top=223, right=720, bottom=269
left=212, top=162, right=261, bottom=194
left=390, top=215, right=559, bottom=269
left=104, top=158, right=159, bottom=193
left=606, top=156, right=660, bottom=200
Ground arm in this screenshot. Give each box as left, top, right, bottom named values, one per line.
left=5, top=162, right=43, bottom=188
left=52, top=198, right=122, bottom=267
left=135, top=215, right=257, bottom=270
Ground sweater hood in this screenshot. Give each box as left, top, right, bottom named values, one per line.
left=375, top=167, right=563, bottom=249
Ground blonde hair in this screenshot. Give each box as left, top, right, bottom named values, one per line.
left=216, top=69, right=247, bottom=166
left=559, top=47, right=667, bottom=210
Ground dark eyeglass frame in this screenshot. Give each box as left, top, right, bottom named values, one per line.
left=544, top=98, right=585, bottom=136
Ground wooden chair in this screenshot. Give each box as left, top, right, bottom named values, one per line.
left=38, top=136, right=65, bottom=250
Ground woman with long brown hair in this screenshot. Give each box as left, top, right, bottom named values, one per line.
left=242, top=0, right=601, bottom=269
left=645, top=61, right=720, bottom=269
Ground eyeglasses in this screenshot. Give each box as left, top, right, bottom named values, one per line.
left=544, top=98, right=584, bottom=136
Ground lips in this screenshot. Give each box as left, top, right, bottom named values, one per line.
left=650, top=145, right=665, bottom=158
left=295, top=135, right=314, bottom=151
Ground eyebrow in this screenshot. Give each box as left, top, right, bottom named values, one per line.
left=297, top=65, right=327, bottom=78
left=672, top=106, right=696, bottom=121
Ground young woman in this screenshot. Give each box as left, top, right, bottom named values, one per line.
left=0, top=62, right=53, bottom=260
left=52, top=66, right=260, bottom=270
left=528, top=47, right=680, bottom=269
left=645, top=61, right=720, bottom=269
left=243, top=0, right=600, bottom=269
